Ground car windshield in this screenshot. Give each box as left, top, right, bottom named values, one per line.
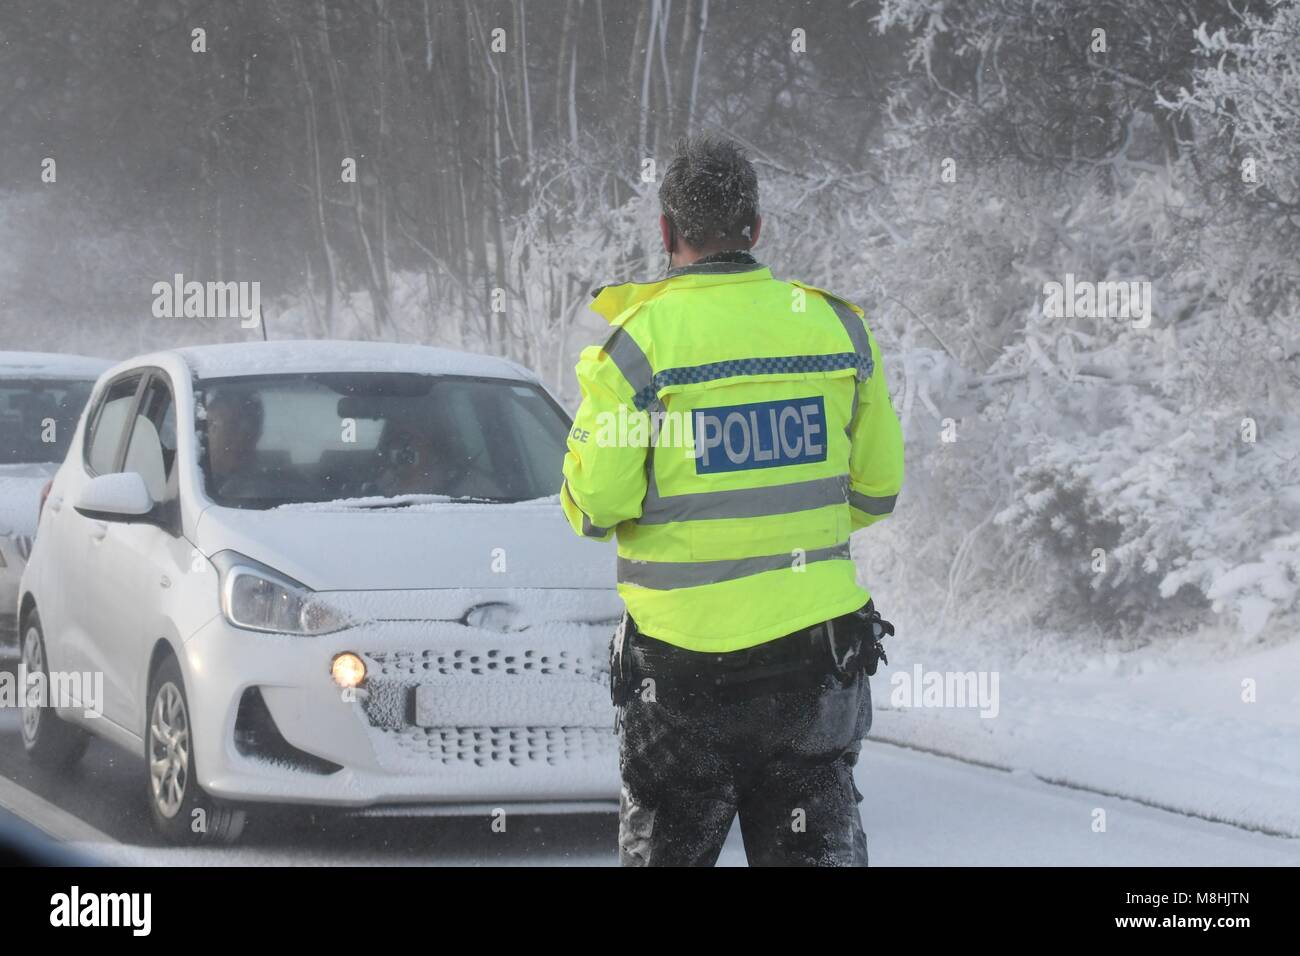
left=0, top=377, right=97, bottom=465
left=196, top=372, right=571, bottom=508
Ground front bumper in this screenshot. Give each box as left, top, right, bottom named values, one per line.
left=180, top=595, right=623, bottom=809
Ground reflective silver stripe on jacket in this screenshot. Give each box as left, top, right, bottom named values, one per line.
left=601, top=327, right=654, bottom=400
left=618, top=543, right=852, bottom=590
left=825, top=297, right=874, bottom=381
left=638, top=474, right=849, bottom=526
left=849, top=491, right=897, bottom=516
left=563, top=480, right=612, bottom=538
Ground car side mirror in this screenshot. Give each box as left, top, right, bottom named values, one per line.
left=73, top=472, right=155, bottom=522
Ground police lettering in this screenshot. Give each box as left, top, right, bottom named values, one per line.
left=693, top=397, right=827, bottom=474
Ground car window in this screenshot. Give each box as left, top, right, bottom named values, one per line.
left=123, top=376, right=177, bottom=500
left=0, top=377, right=97, bottom=465
left=508, top=385, right=572, bottom=495
left=196, top=373, right=571, bottom=508
left=85, top=375, right=143, bottom=475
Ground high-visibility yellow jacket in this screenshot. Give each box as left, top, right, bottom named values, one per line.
left=561, top=259, right=904, bottom=652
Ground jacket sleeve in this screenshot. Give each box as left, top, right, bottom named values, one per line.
left=848, top=323, right=904, bottom=530
left=560, top=337, right=651, bottom=540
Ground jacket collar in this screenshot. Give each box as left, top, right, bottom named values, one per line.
left=666, top=249, right=761, bottom=278
left=590, top=253, right=769, bottom=323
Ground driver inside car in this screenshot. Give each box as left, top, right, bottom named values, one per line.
left=373, top=403, right=505, bottom=500
left=204, top=386, right=314, bottom=503
left=377, top=420, right=445, bottom=496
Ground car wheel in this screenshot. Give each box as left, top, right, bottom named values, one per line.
left=19, top=611, right=90, bottom=770
left=146, top=654, right=247, bottom=846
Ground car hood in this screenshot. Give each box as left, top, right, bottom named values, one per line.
left=193, top=496, right=618, bottom=592
left=0, top=464, right=57, bottom=537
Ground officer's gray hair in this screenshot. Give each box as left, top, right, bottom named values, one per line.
left=658, top=134, right=760, bottom=248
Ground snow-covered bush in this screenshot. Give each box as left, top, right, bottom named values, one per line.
left=872, top=163, right=1300, bottom=643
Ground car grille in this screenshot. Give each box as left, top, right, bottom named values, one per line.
left=358, top=628, right=614, bottom=774
left=378, top=725, right=616, bottom=767
left=366, top=647, right=604, bottom=681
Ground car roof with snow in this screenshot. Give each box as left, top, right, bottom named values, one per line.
left=166, top=340, right=537, bottom=383
left=0, top=351, right=112, bottom=379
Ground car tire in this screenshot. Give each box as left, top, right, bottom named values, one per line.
left=19, top=611, right=90, bottom=771
left=146, top=654, right=247, bottom=846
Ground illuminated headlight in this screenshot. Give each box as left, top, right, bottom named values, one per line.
left=331, top=653, right=366, bottom=688
left=213, top=552, right=351, bottom=636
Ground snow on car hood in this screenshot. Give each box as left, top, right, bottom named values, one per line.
left=0, top=463, right=57, bottom=536
left=194, top=495, right=618, bottom=592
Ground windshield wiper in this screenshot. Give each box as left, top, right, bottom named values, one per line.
left=360, top=494, right=508, bottom=508
left=270, top=492, right=524, bottom=511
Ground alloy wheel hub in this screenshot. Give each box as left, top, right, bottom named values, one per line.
left=149, top=683, right=189, bottom=818
left=19, top=626, right=42, bottom=744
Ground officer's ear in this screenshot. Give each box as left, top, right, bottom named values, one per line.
left=747, top=215, right=762, bottom=250
left=660, top=214, right=675, bottom=253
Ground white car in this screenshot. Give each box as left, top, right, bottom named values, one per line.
left=1, top=352, right=111, bottom=658
left=18, top=341, right=621, bottom=844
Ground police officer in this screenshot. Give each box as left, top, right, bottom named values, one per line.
left=561, top=134, right=904, bottom=866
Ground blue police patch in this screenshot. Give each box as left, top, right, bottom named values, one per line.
left=693, top=396, right=828, bottom=474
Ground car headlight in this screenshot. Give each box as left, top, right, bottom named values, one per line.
left=213, top=552, right=352, bottom=636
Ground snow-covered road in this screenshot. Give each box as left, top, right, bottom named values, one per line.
left=1, top=708, right=1295, bottom=866
left=853, top=744, right=1298, bottom=867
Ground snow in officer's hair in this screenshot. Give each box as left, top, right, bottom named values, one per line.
left=658, top=134, right=760, bottom=246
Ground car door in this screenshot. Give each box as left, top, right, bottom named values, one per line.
left=40, top=371, right=144, bottom=693
left=86, top=371, right=184, bottom=732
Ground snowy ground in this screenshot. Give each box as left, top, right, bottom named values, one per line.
left=4, top=625, right=1298, bottom=864
left=868, top=629, right=1300, bottom=837
left=50, top=743, right=1300, bottom=866
left=3, top=704, right=1297, bottom=866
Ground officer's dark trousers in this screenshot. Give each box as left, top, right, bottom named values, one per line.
left=617, top=633, right=872, bottom=867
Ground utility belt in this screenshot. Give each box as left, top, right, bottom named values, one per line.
left=609, top=601, right=894, bottom=719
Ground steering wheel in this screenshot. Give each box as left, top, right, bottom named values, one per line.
left=439, top=447, right=488, bottom=494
